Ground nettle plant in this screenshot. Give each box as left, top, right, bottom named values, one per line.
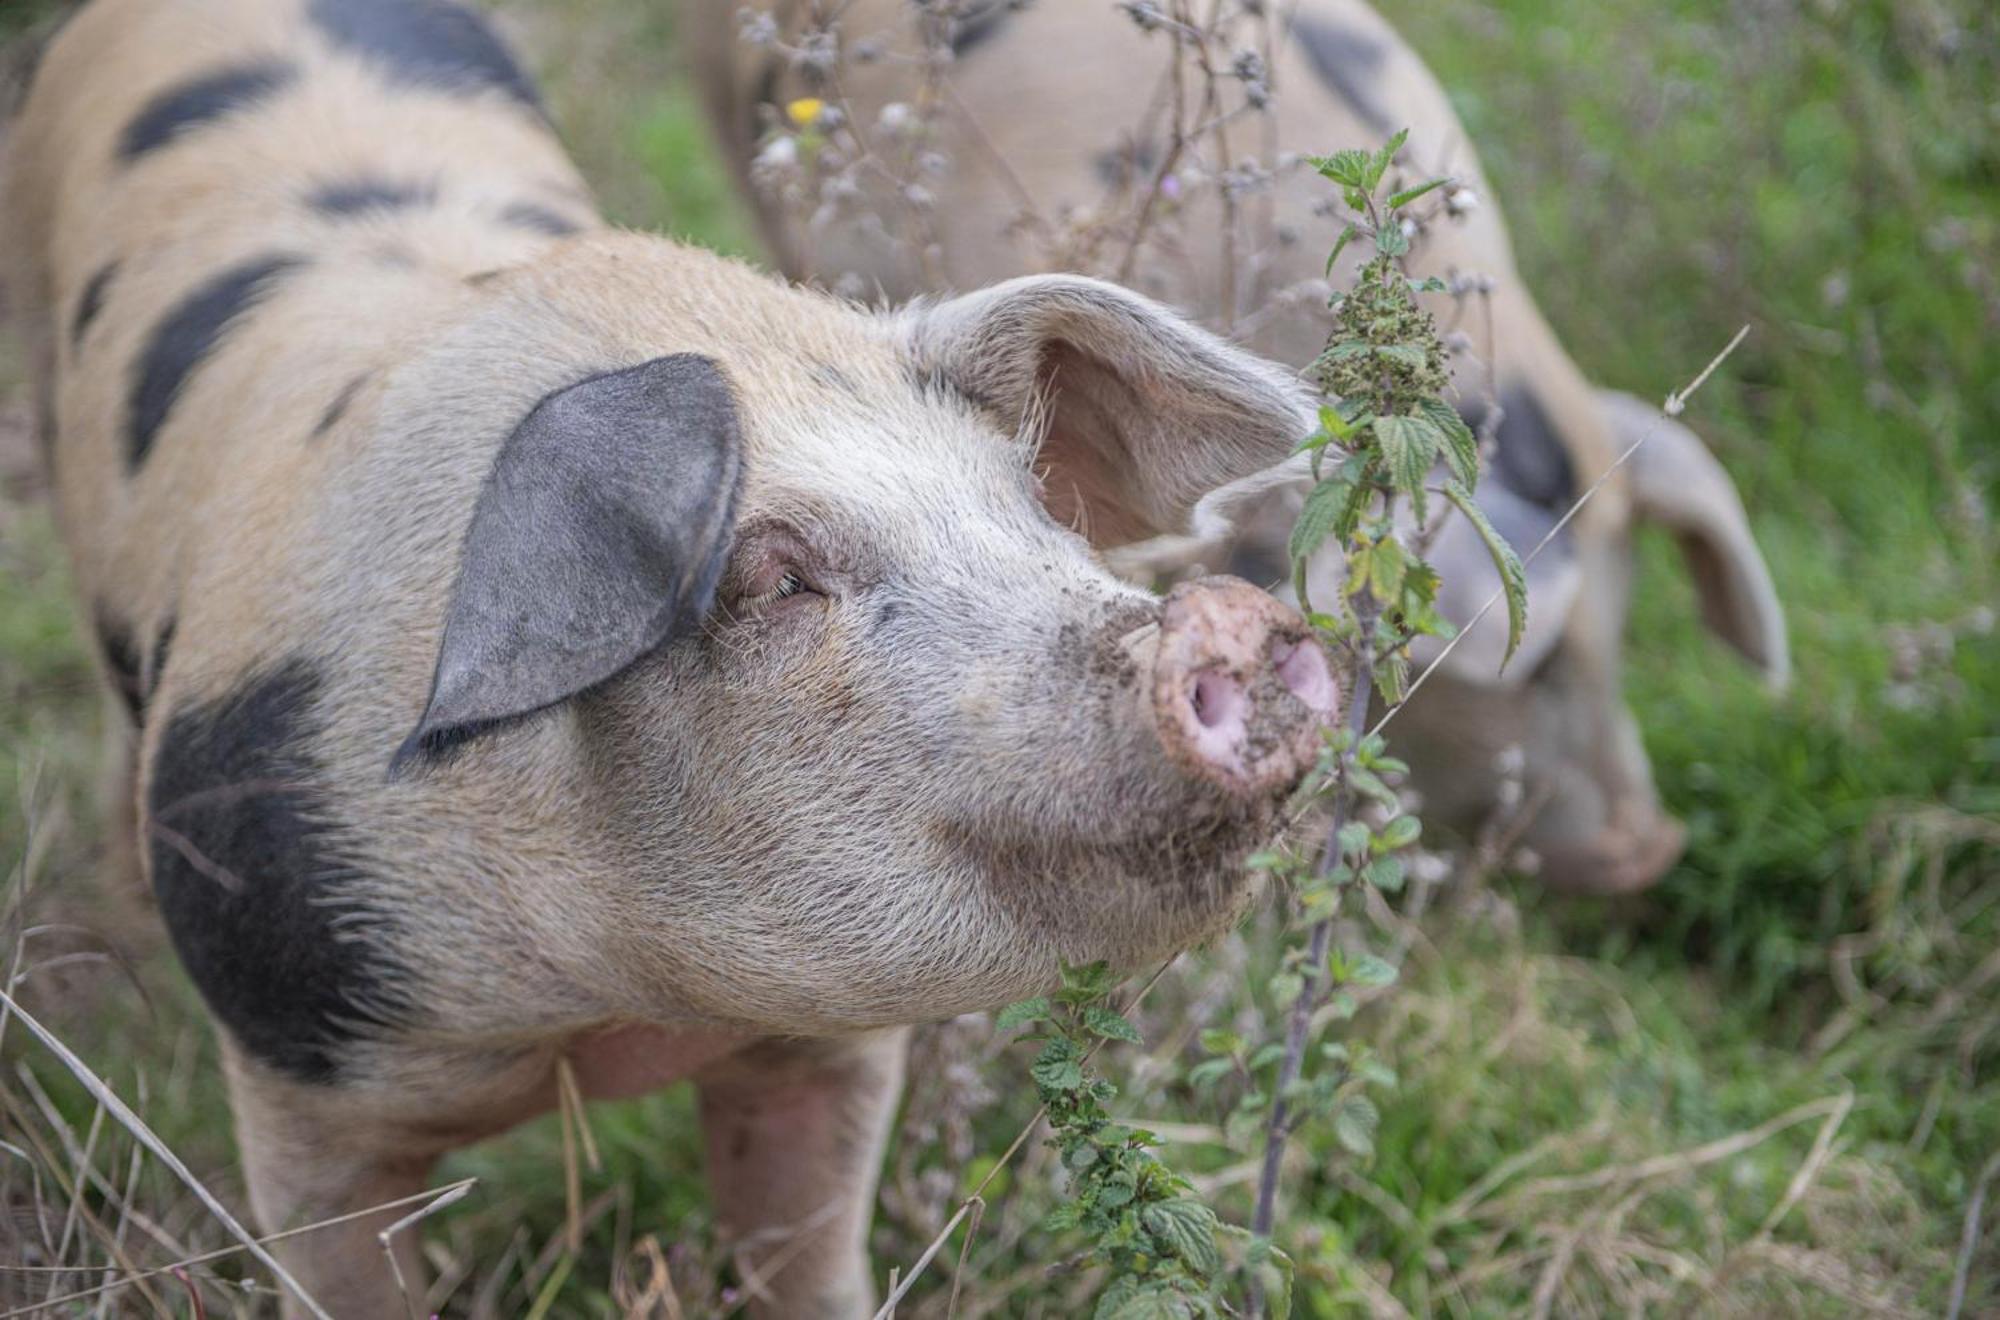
left=995, top=135, right=1527, bottom=1320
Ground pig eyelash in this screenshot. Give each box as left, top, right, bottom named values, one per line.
left=736, top=569, right=812, bottom=614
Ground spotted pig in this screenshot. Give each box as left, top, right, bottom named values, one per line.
left=3, top=0, right=1342, bottom=1312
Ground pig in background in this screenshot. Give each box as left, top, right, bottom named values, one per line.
left=4, top=0, right=1342, bottom=1311
left=684, top=0, right=1793, bottom=895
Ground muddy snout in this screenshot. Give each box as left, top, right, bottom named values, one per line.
left=1151, top=577, right=1339, bottom=796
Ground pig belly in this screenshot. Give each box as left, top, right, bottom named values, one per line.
left=566, top=1024, right=746, bottom=1101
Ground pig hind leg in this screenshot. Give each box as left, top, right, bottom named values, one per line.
left=696, top=1029, right=909, bottom=1318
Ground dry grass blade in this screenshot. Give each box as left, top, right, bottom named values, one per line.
left=1484, top=1093, right=1847, bottom=1215
left=0, top=1179, right=477, bottom=1317
left=627, top=1236, right=684, bottom=1320
left=945, top=1194, right=985, bottom=1320
left=1751, top=1089, right=1852, bottom=1240
left=554, top=1054, right=603, bottom=1257
left=381, top=1179, right=476, bottom=1320
left=1947, top=1151, right=2000, bottom=1320
left=0, top=988, right=329, bottom=1319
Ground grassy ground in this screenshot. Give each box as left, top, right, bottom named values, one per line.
left=1, top=0, right=1994, bottom=1314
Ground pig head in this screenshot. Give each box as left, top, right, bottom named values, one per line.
left=7, top=0, right=1335, bottom=1313
left=688, top=0, right=1790, bottom=895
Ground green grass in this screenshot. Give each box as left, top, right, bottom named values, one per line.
left=1, top=0, right=1994, bottom=1314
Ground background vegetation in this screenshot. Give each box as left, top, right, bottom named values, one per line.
left=1, top=0, right=1993, bottom=1314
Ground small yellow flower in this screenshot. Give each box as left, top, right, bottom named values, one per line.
left=786, top=97, right=825, bottom=127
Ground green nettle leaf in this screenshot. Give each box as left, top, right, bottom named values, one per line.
left=1062, top=959, right=1118, bottom=997
left=1378, top=814, right=1422, bottom=851
left=1443, top=477, right=1530, bottom=665
left=995, top=997, right=1051, bottom=1031
left=1367, top=535, right=1410, bottom=602
left=1373, top=415, right=1439, bottom=501
left=1290, top=475, right=1356, bottom=565
left=1185, top=1057, right=1233, bottom=1089
left=1419, top=396, right=1480, bottom=486
left=1367, top=127, right=1410, bottom=189
left=1325, top=222, right=1361, bottom=276
left=1084, top=1005, right=1145, bottom=1045
left=1373, top=651, right=1410, bottom=704
left=1387, top=176, right=1447, bottom=209
left=1097, top=1172, right=1138, bottom=1209
left=1374, top=223, right=1411, bottom=257
left=1199, top=1028, right=1244, bottom=1056
left=1359, top=1059, right=1399, bottom=1088
left=1066, top=1142, right=1101, bottom=1172
left=1345, top=952, right=1398, bottom=988
left=1099, top=1279, right=1202, bottom=1320
left=1142, top=1200, right=1223, bottom=1277
left=1363, top=855, right=1406, bottom=893
left=1309, top=148, right=1373, bottom=187
left=1032, top=1041, right=1086, bottom=1093
left=1333, top=1095, right=1381, bottom=1158
left=1043, top=1200, right=1082, bottom=1232
left=1346, top=764, right=1395, bottom=809
left=1316, top=338, right=1376, bottom=366
left=1373, top=343, right=1431, bottom=371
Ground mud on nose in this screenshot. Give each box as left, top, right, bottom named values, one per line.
left=1153, top=577, right=1339, bottom=796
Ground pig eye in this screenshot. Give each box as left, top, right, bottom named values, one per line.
left=739, top=568, right=814, bottom=613
left=728, top=554, right=825, bottom=619
left=723, top=520, right=829, bottom=621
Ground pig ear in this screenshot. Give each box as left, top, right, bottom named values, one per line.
left=393, top=355, right=744, bottom=772
left=897, top=274, right=1316, bottom=547
left=1414, top=482, right=1583, bottom=688
left=1602, top=390, right=1790, bottom=689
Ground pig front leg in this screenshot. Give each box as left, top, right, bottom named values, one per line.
left=224, top=1048, right=439, bottom=1318
left=696, top=1028, right=910, bottom=1318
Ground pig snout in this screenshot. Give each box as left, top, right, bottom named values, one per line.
left=1534, top=811, right=1688, bottom=896
left=1151, top=577, right=1339, bottom=796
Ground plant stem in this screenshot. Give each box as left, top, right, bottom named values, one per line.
left=1246, top=590, right=1381, bottom=1316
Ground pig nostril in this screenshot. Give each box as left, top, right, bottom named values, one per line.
left=1190, top=670, right=1246, bottom=731
left=1272, top=639, right=1336, bottom=714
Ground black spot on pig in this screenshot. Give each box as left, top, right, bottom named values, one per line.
left=308, top=177, right=437, bottom=216
left=308, top=0, right=543, bottom=116
left=313, top=372, right=373, bottom=439
left=95, top=612, right=146, bottom=724
left=1225, top=539, right=1290, bottom=591
left=34, top=377, right=57, bottom=469
left=498, top=200, right=582, bottom=236
left=1490, top=385, right=1575, bottom=511
left=1292, top=15, right=1392, bottom=135
left=1094, top=143, right=1159, bottom=189
left=71, top=261, right=120, bottom=350
left=129, top=255, right=306, bottom=469
left=950, top=2, right=1015, bottom=58
left=148, top=660, right=411, bottom=1083
left=118, top=61, right=299, bottom=162
left=147, top=617, right=175, bottom=706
